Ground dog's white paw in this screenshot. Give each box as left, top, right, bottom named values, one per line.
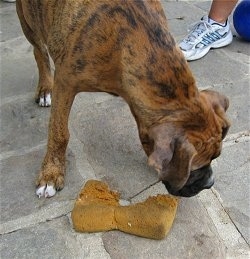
left=36, top=185, right=46, bottom=198
left=36, top=184, right=56, bottom=198
left=39, top=93, right=51, bottom=107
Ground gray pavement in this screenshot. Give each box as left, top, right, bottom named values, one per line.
left=0, top=1, right=249, bottom=258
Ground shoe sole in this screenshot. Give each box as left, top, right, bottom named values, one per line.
left=186, top=31, right=233, bottom=61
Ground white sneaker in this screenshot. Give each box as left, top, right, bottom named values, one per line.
left=179, top=15, right=233, bottom=61
left=2, top=0, right=16, bottom=2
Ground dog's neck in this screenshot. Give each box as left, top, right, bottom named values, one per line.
left=123, top=60, right=199, bottom=127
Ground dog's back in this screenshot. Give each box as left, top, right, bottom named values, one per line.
left=17, top=0, right=194, bottom=99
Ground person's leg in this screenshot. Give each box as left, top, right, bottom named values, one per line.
left=179, top=0, right=239, bottom=61
left=209, top=0, right=238, bottom=24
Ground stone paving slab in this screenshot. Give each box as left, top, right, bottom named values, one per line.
left=212, top=138, right=250, bottom=245
left=0, top=98, right=49, bottom=153
left=0, top=216, right=110, bottom=259
left=0, top=1, right=250, bottom=259
left=70, top=95, right=158, bottom=199
left=103, top=197, right=226, bottom=259
left=0, top=147, right=83, bottom=224
left=102, top=182, right=226, bottom=259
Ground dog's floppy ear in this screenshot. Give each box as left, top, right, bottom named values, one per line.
left=148, top=123, right=197, bottom=191
left=201, top=90, right=231, bottom=139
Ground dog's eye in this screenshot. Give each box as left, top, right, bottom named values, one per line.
left=222, top=126, right=229, bottom=139
left=211, top=151, right=221, bottom=160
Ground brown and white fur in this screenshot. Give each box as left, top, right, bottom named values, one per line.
left=16, top=0, right=230, bottom=198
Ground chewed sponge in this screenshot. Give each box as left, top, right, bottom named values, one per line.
left=71, top=180, right=120, bottom=232
left=115, top=195, right=178, bottom=239
left=71, top=180, right=178, bottom=240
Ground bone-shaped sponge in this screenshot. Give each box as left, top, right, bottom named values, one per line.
left=71, top=180, right=178, bottom=240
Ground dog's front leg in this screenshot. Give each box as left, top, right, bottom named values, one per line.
left=36, top=77, right=75, bottom=198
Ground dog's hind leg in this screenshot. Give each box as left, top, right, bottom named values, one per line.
left=16, top=0, right=53, bottom=107
left=36, top=75, right=76, bottom=198
left=33, top=46, right=53, bottom=107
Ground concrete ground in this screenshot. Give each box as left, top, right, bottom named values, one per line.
left=0, top=1, right=249, bottom=258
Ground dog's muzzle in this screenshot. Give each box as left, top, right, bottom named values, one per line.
left=162, top=165, right=214, bottom=197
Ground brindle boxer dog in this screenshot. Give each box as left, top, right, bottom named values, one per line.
left=16, top=0, right=230, bottom=198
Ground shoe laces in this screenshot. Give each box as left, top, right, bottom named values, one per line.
left=183, top=20, right=213, bottom=44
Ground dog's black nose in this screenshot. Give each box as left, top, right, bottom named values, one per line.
left=162, top=165, right=214, bottom=197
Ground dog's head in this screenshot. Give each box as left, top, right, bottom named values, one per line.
left=145, top=90, right=230, bottom=197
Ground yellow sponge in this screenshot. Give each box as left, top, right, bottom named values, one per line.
left=71, top=180, right=119, bottom=232
left=71, top=180, right=178, bottom=239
